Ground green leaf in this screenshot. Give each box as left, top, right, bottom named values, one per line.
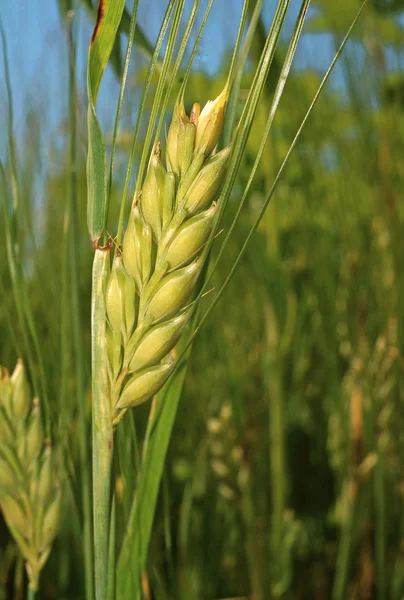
left=79, top=0, right=156, bottom=77
left=88, top=0, right=125, bottom=98
left=116, top=340, right=194, bottom=599
left=87, top=103, right=108, bottom=245
left=87, top=0, right=125, bottom=243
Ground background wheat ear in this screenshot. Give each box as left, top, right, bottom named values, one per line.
left=0, top=360, right=62, bottom=594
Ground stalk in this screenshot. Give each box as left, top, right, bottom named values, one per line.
left=91, top=250, right=113, bottom=600
left=262, top=133, right=286, bottom=595
left=27, top=586, right=36, bottom=600
left=107, top=493, right=116, bottom=600
left=267, top=348, right=286, bottom=589
left=14, top=555, right=24, bottom=600
left=67, top=14, right=94, bottom=600
left=374, top=445, right=386, bottom=600
left=332, top=480, right=358, bottom=600
left=239, top=465, right=264, bottom=600
left=333, top=384, right=365, bottom=600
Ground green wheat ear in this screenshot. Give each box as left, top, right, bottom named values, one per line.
left=105, top=87, right=229, bottom=425
left=0, top=361, right=62, bottom=592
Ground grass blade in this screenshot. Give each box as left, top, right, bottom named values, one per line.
left=107, top=0, right=139, bottom=229
left=87, top=0, right=125, bottom=243
left=116, top=338, right=195, bottom=599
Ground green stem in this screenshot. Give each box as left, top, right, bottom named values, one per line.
left=263, top=133, right=286, bottom=596
left=14, top=554, right=24, bottom=600
left=267, top=332, right=286, bottom=596
left=27, top=586, right=36, bottom=600
left=107, top=491, right=116, bottom=600
left=67, top=15, right=94, bottom=600
left=374, top=445, right=386, bottom=599
left=268, top=360, right=285, bottom=532
left=240, top=465, right=264, bottom=600
left=332, top=479, right=357, bottom=600
left=92, top=250, right=113, bottom=600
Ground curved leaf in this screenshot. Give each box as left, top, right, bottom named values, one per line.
left=87, top=0, right=125, bottom=243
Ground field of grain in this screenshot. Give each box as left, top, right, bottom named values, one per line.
left=1, top=1, right=403, bottom=599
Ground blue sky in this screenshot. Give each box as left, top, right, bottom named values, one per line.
left=3, top=0, right=397, bottom=241
left=7, top=0, right=403, bottom=177
left=0, top=0, right=342, bottom=155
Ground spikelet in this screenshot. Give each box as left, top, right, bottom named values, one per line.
left=166, top=95, right=189, bottom=176
left=195, top=87, right=228, bottom=157
left=140, top=143, right=166, bottom=240
left=164, top=203, right=217, bottom=270
left=10, top=359, right=30, bottom=419
left=0, top=361, right=62, bottom=591
left=108, top=88, right=230, bottom=424
left=129, top=308, right=192, bottom=372
left=181, top=147, right=230, bottom=215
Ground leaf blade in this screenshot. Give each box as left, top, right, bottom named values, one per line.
left=86, top=0, right=125, bottom=243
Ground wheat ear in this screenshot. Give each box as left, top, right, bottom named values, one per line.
left=105, top=87, right=229, bottom=425
left=0, top=360, right=61, bottom=592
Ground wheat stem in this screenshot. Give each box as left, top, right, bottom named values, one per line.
left=91, top=250, right=113, bottom=600
left=67, top=13, right=94, bottom=600
left=27, top=585, right=36, bottom=600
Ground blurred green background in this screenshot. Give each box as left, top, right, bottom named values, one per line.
left=1, top=0, right=404, bottom=598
